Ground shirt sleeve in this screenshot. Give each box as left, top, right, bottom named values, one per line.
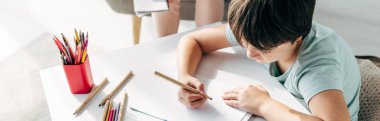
left=297, top=63, right=343, bottom=104
left=225, top=24, right=240, bottom=46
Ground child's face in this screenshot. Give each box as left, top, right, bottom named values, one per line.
left=241, top=39, right=298, bottom=64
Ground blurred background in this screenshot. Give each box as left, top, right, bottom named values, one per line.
left=0, top=0, right=379, bottom=120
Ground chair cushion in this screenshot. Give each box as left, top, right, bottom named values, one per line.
left=357, top=59, right=380, bottom=121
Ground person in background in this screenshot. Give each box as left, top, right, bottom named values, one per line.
left=152, top=0, right=224, bottom=38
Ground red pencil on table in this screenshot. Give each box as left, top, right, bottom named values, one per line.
left=108, top=109, right=114, bottom=121
left=77, top=43, right=82, bottom=64
left=53, top=36, right=71, bottom=64
left=53, top=37, right=65, bottom=53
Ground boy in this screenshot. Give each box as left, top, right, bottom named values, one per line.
left=176, top=0, right=361, bottom=121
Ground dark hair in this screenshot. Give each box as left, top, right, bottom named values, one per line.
left=228, top=0, right=316, bottom=50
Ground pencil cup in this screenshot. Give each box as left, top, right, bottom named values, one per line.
left=63, top=57, right=94, bottom=94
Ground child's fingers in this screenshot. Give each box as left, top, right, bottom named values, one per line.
left=178, top=94, right=206, bottom=108
left=179, top=97, right=194, bottom=108
left=197, top=83, right=205, bottom=93
left=224, top=100, right=239, bottom=108
left=178, top=88, right=203, bottom=101
left=222, top=93, right=238, bottom=100
left=182, top=77, right=206, bottom=94
left=184, top=78, right=203, bottom=88
left=178, top=78, right=208, bottom=109
left=189, top=98, right=207, bottom=109
left=224, top=88, right=242, bottom=94
left=187, top=94, right=204, bottom=102
left=178, top=88, right=191, bottom=96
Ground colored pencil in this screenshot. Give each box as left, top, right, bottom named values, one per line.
left=101, top=100, right=110, bottom=121
left=154, top=71, right=212, bottom=100
left=99, top=71, right=133, bottom=106
left=61, top=33, right=74, bottom=61
left=73, top=78, right=109, bottom=116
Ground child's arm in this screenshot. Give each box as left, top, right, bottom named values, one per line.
left=176, top=24, right=231, bottom=108
left=262, top=90, right=349, bottom=121
left=177, top=24, right=231, bottom=78
left=223, top=85, right=350, bottom=121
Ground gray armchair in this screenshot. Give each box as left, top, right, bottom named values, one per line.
left=357, top=59, right=380, bottom=121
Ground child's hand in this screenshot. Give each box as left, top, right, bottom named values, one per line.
left=222, top=84, right=271, bottom=116
left=177, top=76, right=207, bottom=109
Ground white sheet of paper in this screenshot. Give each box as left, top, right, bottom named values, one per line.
left=127, top=47, right=309, bottom=121
left=129, top=67, right=254, bottom=121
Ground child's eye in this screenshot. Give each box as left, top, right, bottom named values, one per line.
left=261, top=50, right=270, bottom=54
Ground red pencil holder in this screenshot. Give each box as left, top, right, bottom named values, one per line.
left=63, top=57, right=94, bottom=94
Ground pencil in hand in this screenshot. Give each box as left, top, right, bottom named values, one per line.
left=154, top=71, right=212, bottom=100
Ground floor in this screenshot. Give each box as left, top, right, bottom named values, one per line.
left=0, top=0, right=379, bottom=121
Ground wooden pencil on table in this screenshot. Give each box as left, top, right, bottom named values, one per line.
left=114, top=102, right=120, bottom=121
left=118, top=92, right=128, bottom=121
left=154, top=71, right=212, bottom=100
left=101, top=100, right=110, bottom=121
left=99, top=71, right=133, bottom=106
left=106, top=101, right=113, bottom=121
left=73, top=78, right=109, bottom=116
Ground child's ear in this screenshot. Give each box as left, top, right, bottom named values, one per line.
left=296, top=36, right=303, bottom=42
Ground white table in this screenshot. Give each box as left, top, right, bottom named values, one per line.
left=40, top=24, right=309, bottom=121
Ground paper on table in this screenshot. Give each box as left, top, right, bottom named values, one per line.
left=129, top=68, right=253, bottom=121
left=125, top=110, right=164, bottom=121
left=133, top=0, right=169, bottom=17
